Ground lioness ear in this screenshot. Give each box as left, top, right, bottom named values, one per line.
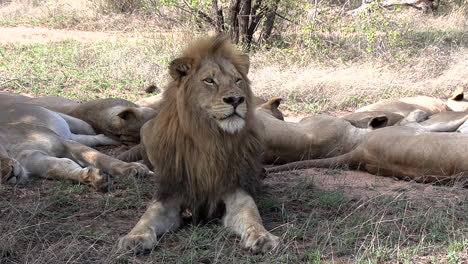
left=450, top=85, right=465, bottom=101
left=368, top=116, right=388, bottom=129
left=118, top=108, right=138, bottom=121
left=235, top=54, right=250, bottom=75
left=262, top=97, right=282, bottom=111
left=169, top=57, right=194, bottom=81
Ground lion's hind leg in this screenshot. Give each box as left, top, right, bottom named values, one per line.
left=70, top=133, right=120, bottom=147
left=222, top=189, right=279, bottom=253
left=118, top=198, right=182, bottom=253
left=17, top=150, right=110, bottom=191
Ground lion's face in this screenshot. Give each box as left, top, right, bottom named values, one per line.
left=169, top=49, right=252, bottom=135
left=189, top=58, right=248, bottom=134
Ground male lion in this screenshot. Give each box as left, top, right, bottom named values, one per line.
left=118, top=36, right=279, bottom=253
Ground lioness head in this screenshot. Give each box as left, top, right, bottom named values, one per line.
left=168, top=35, right=253, bottom=134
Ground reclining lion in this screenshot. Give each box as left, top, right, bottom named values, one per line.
left=0, top=93, right=157, bottom=145
left=267, top=112, right=468, bottom=185
left=118, top=35, right=279, bottom=254
left=0, top=101, right=152, bottom=188
left=0, top=122, right=151, bottom=188
left=355, top=85, right=468, bottom=116
left=256, top=98, right=387, bottom=164
left=0, top=103, right=119, bottom=146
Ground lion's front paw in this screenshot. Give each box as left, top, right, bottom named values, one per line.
left=1, top=157, right=28, bottom=185
left=81, top=167, right=111, bottom=192
left=242, top=229, right=279, bottom=254
left=124, top=162, right=153, bottom=178
left=117, top=231, right=157, bottom=254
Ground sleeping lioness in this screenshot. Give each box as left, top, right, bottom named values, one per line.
left=355, top=85, right=468, bottom=116
left=0, top=93, right=157, bottom=145
left=0, top=103, right=119, bottom=147
left=256, top=98, right=387, bottom=164
left=0, top=102, right=152, bottom=188
left=268, top=110, right=468, bottom=186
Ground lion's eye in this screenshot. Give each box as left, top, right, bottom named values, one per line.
left=235, top=78, right=242, bottom=85
left=203, top=78, right=215, bottom=85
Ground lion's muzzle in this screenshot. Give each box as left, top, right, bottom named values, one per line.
left=223, top=96, right=245, bottom=109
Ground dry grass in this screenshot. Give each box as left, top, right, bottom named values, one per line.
left=1, top=166, right=467, bottom=264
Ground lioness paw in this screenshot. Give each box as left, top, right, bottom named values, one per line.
left=242, top=231, right=279, bottom=254
left=125, top=162, right=152, bottom=178
left=117, top=232, right=157, bottom=254
left=81, top=167, right=111, bottom=192
left=0, top=158, right=28, bottom=185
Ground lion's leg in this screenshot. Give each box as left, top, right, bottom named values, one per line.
left=118, top=198, right=182, bottom=253
left=70, top=133, right=120, bottom=147
left=116, top=144, right=143, bottom=162
left=222, top=189, right=279, bottom=253
left=62, top=140, right=151, bottom=179
left=57, top=113, right=96, bottom=135
left=17, top=150, right=109, bottom=191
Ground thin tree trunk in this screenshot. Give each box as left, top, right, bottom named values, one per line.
left=261, top=0, right=280, bottom=43
left=246, top=0, right=264, bottom=47
left=211, top=0, right=225, bottom=32
left=238, top=0, right=252, bottom=45
left=228, top=0, right=241, bottom=43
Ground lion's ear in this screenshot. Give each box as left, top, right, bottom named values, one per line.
left=169, top=57, right=194, bottom=81
left=235, top=54, right=250, bottom=75
left=118, top=108, right=138, bottom=121
left=261, top=97, right=282, bottom=111
left=450, top=85, right=465, bottom=101
left=268, top=97, right=282, bottom=110
left=368, top=116, right=388, bottom=129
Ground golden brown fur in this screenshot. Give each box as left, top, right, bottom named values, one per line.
left=118, top=35, right=279, bottom=254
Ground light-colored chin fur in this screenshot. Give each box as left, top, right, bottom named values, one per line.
left=216, top=115, right=246, bottom=134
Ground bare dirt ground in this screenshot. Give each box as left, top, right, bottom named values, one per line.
left=1, top=26, right=466, bottom=263
left=0, top=26, right=137, bottom=44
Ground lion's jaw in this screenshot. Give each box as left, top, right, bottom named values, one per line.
left=216, top=113, right=246, bottom=133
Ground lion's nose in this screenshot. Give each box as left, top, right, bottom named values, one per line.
left=223, top=96, right=245, bottom=108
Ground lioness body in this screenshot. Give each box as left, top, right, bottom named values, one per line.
left=118, top=36, right=279, bottom=254
left=0, top=93, right=157, bottom=145
left=0, top=103, right=119, bottom=146
left=34, top=98, right=156, bottom=144
left=257, top=107, right=371, bottom=164
left=268, top=120, right=468, bottom=185
left=355, top=96, right=447, bottom=116
left=0, top=123, right=150, bottom=188
left=0, top=99, right=151, bottom=187
left=355, top=86, right=468, bottom=117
